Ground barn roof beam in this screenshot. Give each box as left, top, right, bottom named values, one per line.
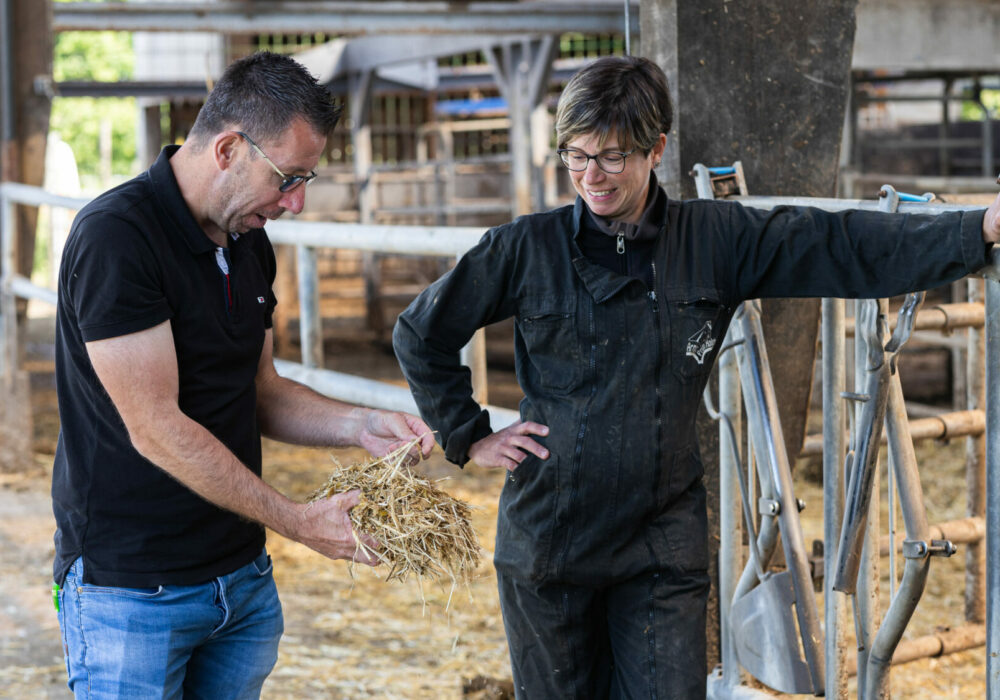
left=52, top=1, right=640, bottom=35
left=51, top=59, right=586, bottom=99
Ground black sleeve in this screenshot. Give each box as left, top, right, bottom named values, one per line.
left=61, top=210, right=172, bottom=342
left=392, top=227, right=516, bottom=465
left=718, top=201, right=989, bottom=303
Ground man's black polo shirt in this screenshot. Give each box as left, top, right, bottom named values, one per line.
left=52, top=145, right=278, bottom=587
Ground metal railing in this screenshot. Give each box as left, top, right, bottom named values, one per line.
left=690, top=166, right=999, bottom=699
left=0, top=182, right=519, bottom=429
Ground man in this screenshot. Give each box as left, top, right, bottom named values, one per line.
left=393, top=55, right=1000, bottom=698
left=52, top=51, right=435, bottom=699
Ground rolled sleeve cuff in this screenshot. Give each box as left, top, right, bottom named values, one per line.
left=443, top=409, right=493, bottom=466
left=961, top=208, right=990, bottom=273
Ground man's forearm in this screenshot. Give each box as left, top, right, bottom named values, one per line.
left=255, top=372, right=369, bottom=447
left=251, top=329, right=434, bottom=462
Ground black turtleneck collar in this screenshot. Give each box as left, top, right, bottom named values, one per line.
left=586, top=171, right=667, bottom=242
left=574, top=172, right=666, bottom=289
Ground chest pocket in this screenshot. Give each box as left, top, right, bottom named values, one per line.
left=518, top=301, right=582, bottom=395
left=668, top=292, right=726, bottom=382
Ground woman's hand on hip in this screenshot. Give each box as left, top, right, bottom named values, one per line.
left=468, top=420, right=550, bottom=471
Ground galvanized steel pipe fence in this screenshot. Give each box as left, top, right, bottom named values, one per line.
left=705, top=188, right=997, bottom=699
left=0, top=182, right=520, bottom=429
left=2, top=181, right=999, bottom=697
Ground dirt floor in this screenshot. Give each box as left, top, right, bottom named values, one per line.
left=0, top=337, right=989, bottom=699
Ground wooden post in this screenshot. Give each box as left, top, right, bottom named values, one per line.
left=10, top=0, right=52, bottom=291
left=0, top=0, right=52, bottom=473
left=0, top=192, right=33, bottom=473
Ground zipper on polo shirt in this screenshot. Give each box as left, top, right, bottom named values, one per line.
left=215, top=246, right=234, bottom=316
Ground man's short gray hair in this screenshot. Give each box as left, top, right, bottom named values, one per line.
left=188, top=51, right=341, bottom=147
left=555, top=56, right=672, bottom=153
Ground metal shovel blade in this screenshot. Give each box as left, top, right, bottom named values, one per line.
left=730, top=571, right=815, bottom=695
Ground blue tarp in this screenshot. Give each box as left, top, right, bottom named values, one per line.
left=435, top=96, right=508, bottom=117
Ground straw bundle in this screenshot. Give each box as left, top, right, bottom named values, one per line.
left=308, top=440, right=482, bottom=589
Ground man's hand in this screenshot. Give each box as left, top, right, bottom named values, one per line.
left=358, top=409, right=436, bottom=462
left=294, top=489, right=381, bottom=565
left=983, top=184, right=1000, bottom=244
left=468, top=420, right=550, bottom=471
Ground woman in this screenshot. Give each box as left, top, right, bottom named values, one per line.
left=393, top=55, right=998, bottom=698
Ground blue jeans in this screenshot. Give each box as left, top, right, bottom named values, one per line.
left=56, top=549, right=283, bottom=699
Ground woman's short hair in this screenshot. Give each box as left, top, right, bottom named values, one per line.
left=555, top=55, right=672, bottom=153
left=188, top=51, right=342, bottom=146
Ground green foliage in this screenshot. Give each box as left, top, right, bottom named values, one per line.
left=960, top=90, right=1000, bottom=122
left=51, top=97, right=136, bottom=184
left=50, top=28, right=137, bottom=184
left=53, top=30, right=133, bottom=82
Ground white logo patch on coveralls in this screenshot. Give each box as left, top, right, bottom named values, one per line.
left=686, top=321, right=717, bottom=365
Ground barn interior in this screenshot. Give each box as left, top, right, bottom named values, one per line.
left=2, top=1, right=1000, bottom=698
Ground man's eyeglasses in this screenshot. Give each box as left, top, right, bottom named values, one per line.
left=557, top=148, right=636, bottom=174
left=237, top=131, right=317, bottom=193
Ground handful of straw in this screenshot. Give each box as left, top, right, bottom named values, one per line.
left=308, top=439, right=482, bottom=588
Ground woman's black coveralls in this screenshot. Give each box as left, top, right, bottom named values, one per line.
left=393, top=193, right=989, bottom=699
